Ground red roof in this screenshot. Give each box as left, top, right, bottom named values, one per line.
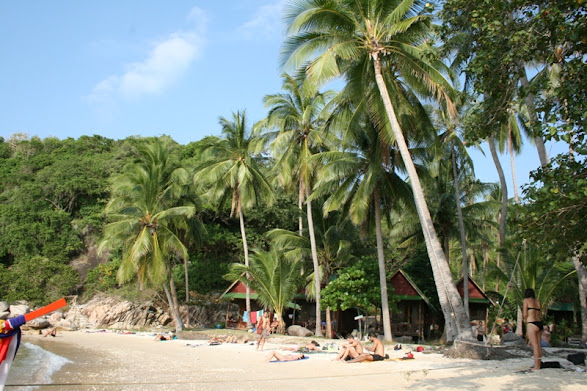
left=457, top=277, right=486, bottom=299
left=390, top=271, right=420, bottom=296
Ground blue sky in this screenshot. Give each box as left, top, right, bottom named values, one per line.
left=0, top=1, right=567, bottom=194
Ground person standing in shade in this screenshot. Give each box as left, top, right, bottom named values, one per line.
left=523, top=288, right=543, bottom=370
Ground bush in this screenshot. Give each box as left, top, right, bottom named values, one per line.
left=3, top=256, right=79, bottom=305
left=84, top=258, right=121, bottom=294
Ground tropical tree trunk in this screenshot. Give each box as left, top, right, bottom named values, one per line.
left=298, top=181, right=305, bottom=236
left=238, top=200, right=252, bottom=328
left=374, top=188, right=393, bottom=340
left=516, top=307, right=524, bottom=336
left=571, top=255, right=587, bottom=343
left=519, top=72, right=549, bottom=167
left=164, top=281, right=184, bottom=333
left=508, top=130, right=520, bottom=203
left=325, top=307, right=332, bottom=339
left=184, top=257, right=190, bottom=302
left=305, top=190, right=322, bottom=337
left=452, top=142, right=469, bottom=317
left=488, top=136, right=508, bottom=291
left=371, top=53, right=471, bottom=341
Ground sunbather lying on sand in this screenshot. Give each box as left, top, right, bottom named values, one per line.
left=265, top=351, right=306, bottom=363
left=209, top=335, right=239, bottom=344
left=279, top=340, right=320, bottom=352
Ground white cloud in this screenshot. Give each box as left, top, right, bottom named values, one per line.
left=238, top=1, right=285, bottom=40
left=86, top=7, right=206, bottom=106
left=118, top=32, right=200, bottom=99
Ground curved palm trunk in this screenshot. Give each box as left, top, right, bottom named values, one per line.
left=374, top=188, right=393, bottom=340
left=508, top=129, right=520, bottom=203
left=372, top=54, right=471, bottom=341
left=164, top=280, right=185, bottom=333
left=519, top=72, right=549, bottom=167
left=305, top=189, right=322, bottom=337
left=238, top=201, right=252, bottom=328
left=488, top=136, right=508, bottom=292
left=452, top=142, right=469, bottom=317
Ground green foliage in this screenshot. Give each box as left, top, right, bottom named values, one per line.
left=224, top=248, right=304, bottom=319
left=1, top=256, right=79, bottom=305
left=321, top=259, right=392, bottom=313
left=515, top=152, right=587, bottom=260
left=85, top=259, right=122, bottom=294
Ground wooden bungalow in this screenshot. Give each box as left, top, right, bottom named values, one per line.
left=220, top=280, right=305, bottom=328
left=456, top=276, right=495, bottom=324
left=389, top=270, right=435, bottom=340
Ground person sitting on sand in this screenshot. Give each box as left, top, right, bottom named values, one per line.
left=333, top=334, right=363, bottom=361
left=280, top=340, right=320, bottom=352
left=42, top=327, right=57, bottom=337
left=347, top=332, right=386, bottom=363
left=265, top=351, right=306, bottom=363
left=541, top=325, right=551, bottom=347
left=475, top=320, right=486, bottom=342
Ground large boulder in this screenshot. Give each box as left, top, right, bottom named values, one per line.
left=9, top=304, right=29, bottom=317
left=287, top=325, right=313, bottom=337
left=0, top=312, right=9, bottom=320
left=0, top=302, right=8, bottom=312
left=55, top=319, right=78, bottom=331
left=502, top=332, right=525, bottom=345
left=27, top=318, right=50, bottom=329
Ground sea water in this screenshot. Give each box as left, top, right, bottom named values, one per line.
left=4, top=342, right=71, bottom=390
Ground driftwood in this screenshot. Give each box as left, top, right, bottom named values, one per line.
left=445, top=340, right=531, bottom=360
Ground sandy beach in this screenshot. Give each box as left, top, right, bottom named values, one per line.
left=5, top=330, right=586, bottom=391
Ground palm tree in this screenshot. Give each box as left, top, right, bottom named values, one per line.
left=99, top=139, right=195, bottom=333
left=490, top=242, right=576, bottom=323
left=432, top=102, right=477, bottom=317
left=283, top=0, right=471, bottom=340
left=311, top=110, right=413, bottom=340
left=225, top=248, right=305, bottom=332
left=268, top=205, right=360, bottom=337
left=194, top=111, right=274, bottom=327
left=261, top=73, right=335, bottom=336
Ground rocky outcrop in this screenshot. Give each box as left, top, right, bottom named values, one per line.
left=287, top=325, right=313, bottom=337
left=65, top=294, right=171, bottom=330
left=2, top=294, right=238, bottom=331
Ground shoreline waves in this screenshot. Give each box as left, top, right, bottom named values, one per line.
left=4, top=330, right=586, bottom=391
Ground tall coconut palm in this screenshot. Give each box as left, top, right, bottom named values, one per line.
left=225, top=248, right=305, bottom=332
left=99, top=139, right=195, bottom=333
left=432, top=101, right=477, bottom=317
left=311, top=110, right=413, bottom=340
left=268, top=205, right=360, bottom=337
left=194, top=111, right=274, bottom=327
left=261, top=73, right=335, bottom=336
left=283, top=0, right=471, bottom=340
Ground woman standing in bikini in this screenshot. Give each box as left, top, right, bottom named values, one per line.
left=523, top=288, right=543, bottom=370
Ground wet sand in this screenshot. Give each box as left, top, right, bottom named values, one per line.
left=6, top=330, right=587, bottom=391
